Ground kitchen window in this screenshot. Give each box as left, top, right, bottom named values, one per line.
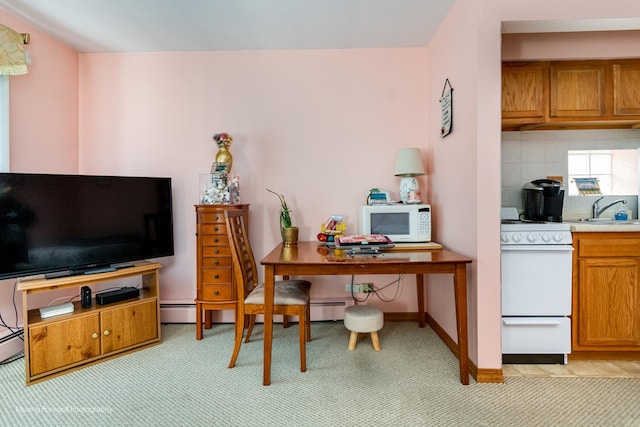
left=568, top=149, right=638, bottom=196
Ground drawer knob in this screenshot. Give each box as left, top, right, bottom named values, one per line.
left=214, top=238, right=219, bottom=243
left=214, top=274, right=219, bottom=279
left=214, top=291, right=220, bottom=295
left=103, top=329, right=111, bottom=336
left=92, top=332, right=99, bottom=339
left=214, top=260, right=219, bottom=265
left=215, top=215, right=220, bottom=220
left=214, top=249, right=220, bottom=254
left=214, top=227, right=219, bottom=232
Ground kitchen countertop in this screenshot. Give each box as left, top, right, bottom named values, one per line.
left=565, top=219, right=640, bottom=232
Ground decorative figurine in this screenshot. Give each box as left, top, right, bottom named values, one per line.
left=213, top=133, right=233, bottom=174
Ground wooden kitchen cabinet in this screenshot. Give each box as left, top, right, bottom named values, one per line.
left=572, top=232, right=640, bottom=357
left=501, top=62, right=548, bottom=129
left=194, top=204, right=249, bottom=340
left=502, top=59, right=640, bottom=130
left=550, top=62, right=606, bottom=118
left=17, top=262, right=162, bottom=384
left=613, top=60, right=640, bottom=116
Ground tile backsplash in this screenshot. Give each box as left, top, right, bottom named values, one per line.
left=501, top=129, right=640, bottom=219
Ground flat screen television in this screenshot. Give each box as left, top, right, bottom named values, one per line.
left=0, top=172, right=174, bottom=280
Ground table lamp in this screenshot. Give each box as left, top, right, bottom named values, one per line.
left=394, top=147, right=425, bottom=204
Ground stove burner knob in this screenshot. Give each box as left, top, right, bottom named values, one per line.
left=541, top=233, right=551, bottom=243
left=501, top=233, right=508, bottom=243
left=527, top=233, right=537, bottom=243
left=553, top=233, right=565, bottom=242
left=512, top=232, right=522, bottom=242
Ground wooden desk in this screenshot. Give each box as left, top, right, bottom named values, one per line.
left=260, top=242, right=472, bottom=386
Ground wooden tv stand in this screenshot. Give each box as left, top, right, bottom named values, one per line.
left=17, top=261, right=162, bottom=385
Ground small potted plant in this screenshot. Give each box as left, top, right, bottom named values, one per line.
left=266, top=188, right=298, bottom=246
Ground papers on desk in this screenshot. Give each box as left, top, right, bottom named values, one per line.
left=334, top=234, right=394, bottom=254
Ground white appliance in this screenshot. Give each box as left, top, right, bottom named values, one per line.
left=500, top=207, right=573, bottom=364
left=360, top=204, right=431, bottom=243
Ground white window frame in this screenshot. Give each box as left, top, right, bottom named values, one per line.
left=0, top=75, right=9, bottom=172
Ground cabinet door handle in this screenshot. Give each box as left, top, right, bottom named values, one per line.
left=92, top=332, right=99, bottom=339
left=103, top=329, right=112, bottom=336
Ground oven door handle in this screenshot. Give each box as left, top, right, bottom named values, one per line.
left=503, top=319, right=563, bottom=326
left=501, top=245, right=573, bottom=252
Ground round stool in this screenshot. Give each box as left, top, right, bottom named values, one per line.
left=343, top=305, right=383, bottom=351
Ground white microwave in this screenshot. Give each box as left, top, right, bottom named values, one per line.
left=360, top=204, right=431, bottom=243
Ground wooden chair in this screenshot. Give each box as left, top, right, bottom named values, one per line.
left=224, top=209, right=312, bottom=372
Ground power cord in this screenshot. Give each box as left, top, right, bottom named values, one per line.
left=0, top=280, right=24, bottom=341
left=0, top=280, right=25, bottom=364
left=370, top=274, right=403, bottom=302
left=348, top=274, right=402, bottom=303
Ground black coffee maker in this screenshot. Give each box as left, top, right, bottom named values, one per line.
left=523, top=179, right=565, bottom=222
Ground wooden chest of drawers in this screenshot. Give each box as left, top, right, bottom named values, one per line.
left=195, top=204, right=249, bottom=340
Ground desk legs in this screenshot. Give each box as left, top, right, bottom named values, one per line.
left=416, top=274, right=425, bottom=328
left=417, top=267, right=469, bottom=385
left=454, top=263, right=469, bottom=385
left=263, top=265, right=275, bottom=386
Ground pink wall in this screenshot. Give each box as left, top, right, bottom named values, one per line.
left=78, top=49, right=429, bottom=308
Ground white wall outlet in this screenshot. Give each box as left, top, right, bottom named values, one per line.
left=345, top=283, right=362, bottom=293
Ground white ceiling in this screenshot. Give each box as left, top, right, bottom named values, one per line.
left=0, top=0, right=455, bottom=53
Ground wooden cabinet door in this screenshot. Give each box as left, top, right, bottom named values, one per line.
left=577, top=257, right=640, bottom=347
left=29, top=313, right=100, bottom=376
left=502, top=62, right=547, bottom=120
left=101, top=299, right=158, bottom=353
left=550, top=63, right=606, bottom=118
left=613, top=61, right=640, bottom=116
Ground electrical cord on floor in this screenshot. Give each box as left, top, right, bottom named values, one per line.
left=0, top=280, right=24, bottom=341
left=0, top=280, right=25, bottom=364
left=0, top=350, right=23, bottom=364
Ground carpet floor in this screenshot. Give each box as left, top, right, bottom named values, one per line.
left=1, top=321, right=639, bottom=427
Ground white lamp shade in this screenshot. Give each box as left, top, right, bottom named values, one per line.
left=394, top=147, right=425, bottom=177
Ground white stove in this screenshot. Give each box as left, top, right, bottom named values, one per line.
left=500, top=207, right=573, bottom=364
left=501, top=220, right=572, bottom=245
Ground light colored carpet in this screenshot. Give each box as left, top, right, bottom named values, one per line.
left=1, top=321, right=639, bottom=427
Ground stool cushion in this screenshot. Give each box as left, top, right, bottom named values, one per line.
left=344, top=305, right=384, bottom=333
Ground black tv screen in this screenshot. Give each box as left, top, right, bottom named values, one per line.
left=0, top=173, right=174, bottom=280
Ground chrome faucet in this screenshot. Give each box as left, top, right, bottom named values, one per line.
left=592, top=197, right=627, bottom=219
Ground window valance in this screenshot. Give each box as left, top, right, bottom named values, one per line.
left=0, top=24, right=29, bottom=75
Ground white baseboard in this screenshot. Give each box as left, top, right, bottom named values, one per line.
left=159, top=298, right=349, bottom=324
left=0, top=328, right=24, bottom=363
